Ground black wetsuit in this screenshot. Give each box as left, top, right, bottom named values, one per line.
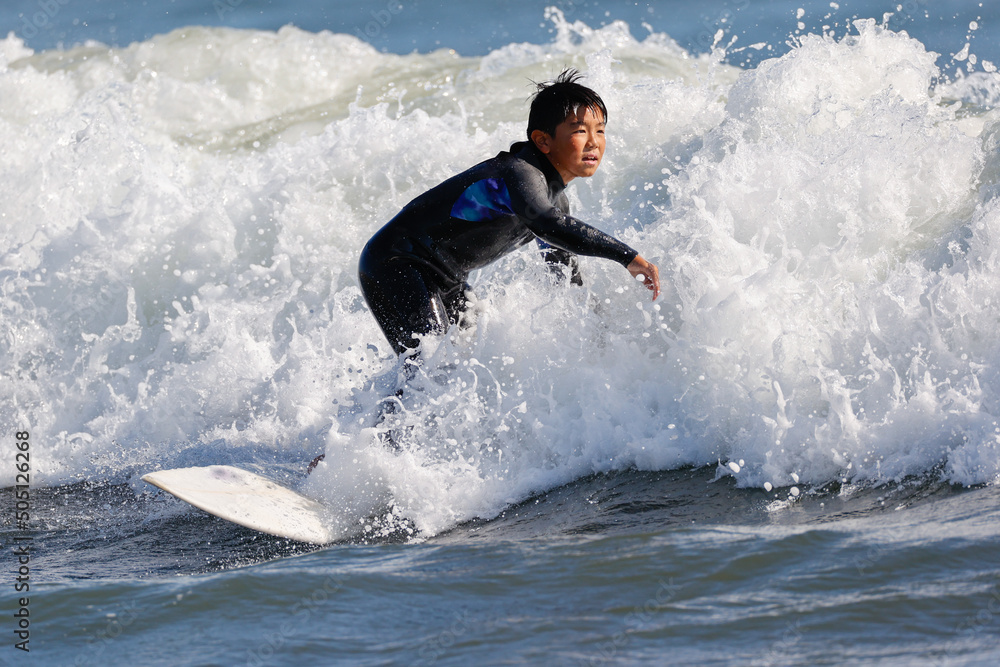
left=358, top=140, right=638, bottom=355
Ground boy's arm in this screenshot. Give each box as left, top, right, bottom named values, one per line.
left=504, top=163, right=637, bottom=266
left=505, top=163, right=659, bottom=300
left=530, top=207, right=659, bottom=300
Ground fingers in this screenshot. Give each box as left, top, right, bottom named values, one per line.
left=628, top=256, right=661, bottom=301
left=645, top=262, right=660, bottom=300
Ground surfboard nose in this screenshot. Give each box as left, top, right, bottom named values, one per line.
left=141, top=465, right=337, bottom=544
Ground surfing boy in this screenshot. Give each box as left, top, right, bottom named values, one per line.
left=358, top=69, right=660, bottom=357
left=309, top=70, right=658, bottom=471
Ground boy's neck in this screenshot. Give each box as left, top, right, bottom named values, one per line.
left=515, top=141, right=567, bottom=191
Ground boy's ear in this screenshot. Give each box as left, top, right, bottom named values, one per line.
left=530, top=129, right=553, bottom=154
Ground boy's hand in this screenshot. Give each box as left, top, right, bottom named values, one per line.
left=627, top=256, right=660, bottom=300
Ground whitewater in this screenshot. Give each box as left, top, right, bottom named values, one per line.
left=2, top=4, right=1000, bottom=664
left=3, top=8, right=999, bottom=531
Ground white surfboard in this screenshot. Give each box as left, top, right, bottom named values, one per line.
left=142, top=465, right=335, bottom=544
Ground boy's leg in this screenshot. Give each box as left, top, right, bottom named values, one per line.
left=441, top=282, right=472, bottom=330
left=359, top=259, right=451, bottom=356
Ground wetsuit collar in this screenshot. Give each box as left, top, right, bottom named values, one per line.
left=510, top=141, right=567, bottom=192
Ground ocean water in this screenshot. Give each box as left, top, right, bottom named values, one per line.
left=2, top=0, right=1000, bottom=664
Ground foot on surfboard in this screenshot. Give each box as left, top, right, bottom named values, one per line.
left=307, top=389, right=408, bottom=474
left=305, top=429, right=399, bottom=475
left=307, top=454, right=325, bottom=474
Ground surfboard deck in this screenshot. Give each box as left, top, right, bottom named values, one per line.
left=141, top=465, right=335, bottom=544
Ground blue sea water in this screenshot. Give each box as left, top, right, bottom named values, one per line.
left=3, top=0, right=1000, bottom=665
left=3, top=0, right=1000, bottom=68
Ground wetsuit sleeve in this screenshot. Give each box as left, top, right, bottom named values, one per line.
left=506, top=164, right=638, bottom=267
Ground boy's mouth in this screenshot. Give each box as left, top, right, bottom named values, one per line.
left=582, top=154, right=600, bottom=164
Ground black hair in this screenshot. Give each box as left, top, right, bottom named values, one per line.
left=526, top=68, right=608, bottom=140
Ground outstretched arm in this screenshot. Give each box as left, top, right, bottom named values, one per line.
left=628, top=255, right=660, bottom=300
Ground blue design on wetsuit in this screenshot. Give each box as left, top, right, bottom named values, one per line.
left=450, top=178, right=515, bottom=222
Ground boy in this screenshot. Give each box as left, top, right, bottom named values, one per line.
left=359, top=69, right=660, bottom=358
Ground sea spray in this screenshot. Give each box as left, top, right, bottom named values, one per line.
left=2, top=13, right=999, bottom=539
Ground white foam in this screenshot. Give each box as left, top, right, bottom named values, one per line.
left=2, top=15, right=999, bottom=537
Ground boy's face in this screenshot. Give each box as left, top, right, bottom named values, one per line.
left=532, top=105, right=606, bottom=185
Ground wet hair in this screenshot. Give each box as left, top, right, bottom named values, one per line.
left=526, top=68, right=608, bottom=140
